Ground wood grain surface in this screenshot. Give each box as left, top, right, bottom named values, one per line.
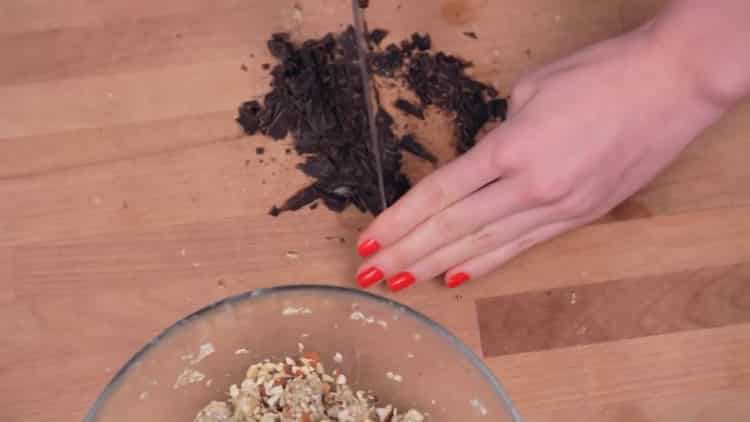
left=1, top=1, right=749, bottom=421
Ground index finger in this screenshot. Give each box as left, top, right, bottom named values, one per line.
left=357, top=129, right=508, bottom=257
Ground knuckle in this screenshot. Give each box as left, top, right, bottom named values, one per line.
left=557, top=193, right=597, bottom=218
left=420, top=178, right=452, bottom=210
left=489, top=143, right=526, bottom=173
left=380, top=250, right=407, bottom=274
left=470, top=226, right=499, bottom=251
left=521, top=175, right=573, bottom=205
left=430, top=210, right=463, bottom=239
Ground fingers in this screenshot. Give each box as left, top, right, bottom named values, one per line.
left=445, top=219, right=579, bottom=287
left=356, top=177, right=533, bottom=286
left=357, top=134, right=509, bottom=256
left=402, top=205, right=560, bottom=286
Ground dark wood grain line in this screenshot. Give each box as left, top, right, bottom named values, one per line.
left=477, top=262, right=750, bottom=357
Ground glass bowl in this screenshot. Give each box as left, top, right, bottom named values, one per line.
left=85, top=285, right=521, bottom=421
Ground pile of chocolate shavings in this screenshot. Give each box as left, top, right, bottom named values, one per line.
left=237, top=27, right=508, bottom=217
left=238, top=29, right=409, bottom=217
left=370, top=33, right=508, bottom=153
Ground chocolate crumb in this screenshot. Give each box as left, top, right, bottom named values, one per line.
left=411, top=33, right=432, bottom=51
left=400, top=134, right=437, bottom=164
left=463, top=31, right=478, bottom=40
left=369, top=29, right=389, bottom=46
left=240, top=64, right=248, bottom=72
left=256, top=147, right=265, bottom=155
left=394, top=98, right=425, bottom=120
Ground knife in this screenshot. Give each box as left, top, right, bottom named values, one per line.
left=351, top=0, right=388, bottom=213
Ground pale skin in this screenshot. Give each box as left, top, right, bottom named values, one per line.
left=355, top=0, right=750, bottom=291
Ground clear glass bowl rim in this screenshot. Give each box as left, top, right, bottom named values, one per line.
left=84, top=284, right=522, bottom=422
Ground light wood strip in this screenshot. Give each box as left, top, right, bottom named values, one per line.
left=478, top=262, right=750, bottom=356
left=523, top=387, right=750, bottom=422
left=487, top=324, right=750, bottom=413
left=0, top=0, right=247, bottom=35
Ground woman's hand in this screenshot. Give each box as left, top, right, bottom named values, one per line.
left=355, top=24, right=727, bottom=292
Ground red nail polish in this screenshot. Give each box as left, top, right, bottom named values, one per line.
left=388, top=272, right=416, bottom=292
left=357, top=267, right=384, bottom=288
left=447, top=272, right=471, bottom=288
left=357, top=239, right=381, bottom=258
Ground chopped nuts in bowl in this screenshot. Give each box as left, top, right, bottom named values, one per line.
left=85, top=286, right=521, bottom=422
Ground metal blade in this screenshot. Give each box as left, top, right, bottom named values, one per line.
left=351, top=0, right=388, bottom=213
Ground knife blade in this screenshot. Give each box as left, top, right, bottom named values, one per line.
left=351, top=0, right=388, bottom=213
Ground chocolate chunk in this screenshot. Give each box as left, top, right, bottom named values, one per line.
left=400, top=134, right=437, bottom=164
left=237, top=101, right=262, bottom=135
left=371, top=43, right=403, bottom=76
left=463, top=31, right=478, bottom=40
left=488, top=98, right=508, bottom=120
left=256, top=147, right=265, bottom=155
left=279, top=185, right=320, bottom=212
left=394, top=98, right=425, bottom=120
left=411, top=33, right=432, bottom=51
left=369, top=29, right=389, bottom=46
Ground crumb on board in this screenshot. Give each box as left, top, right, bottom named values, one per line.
left=282, top=306, right=312, bottom=316
left=386, top=371, right=404, bottom=383
left=173, top=368, right=206, bottom=389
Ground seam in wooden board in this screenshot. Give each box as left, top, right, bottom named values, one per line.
left=0, top=1, right=256, bottom=38
left=0, top=131, right=248, bottom=182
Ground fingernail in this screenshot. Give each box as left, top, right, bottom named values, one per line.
left=388, top=272, right=416, bottom=292
left=357, top=239, right=381, bottom=258
left=357, top=267, right=384, bottom=288
left=447, top=272, right=471, bottom=288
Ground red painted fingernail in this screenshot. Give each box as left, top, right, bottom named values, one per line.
left=447, top=272, right=471, bottom=288
left=357, top=239, right=381, bottom=258
left=388, top=272, right=416, bottom=292
left=357, top=267, right=384, bottom=288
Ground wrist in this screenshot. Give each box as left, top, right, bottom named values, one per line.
left=646, top=1, right=750, bottom=111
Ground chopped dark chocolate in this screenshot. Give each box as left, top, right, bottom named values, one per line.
left=239, top=27, right=411, bottom=217
left=411, top=33, right=432, bottom=51
left=400, top=134, right=437, bottom=164
left=463, top=31, right=478, bottom=40
left=239, top=26, right=507, bottom=217
left=256, top=147, right=265, bottom=155
left=371, top=43, right=403, bottom=76
left=237, top=101, right=262, bottom=135
left=405, top=51, right=505, bottom=153
left=369, top=29, right=389, bottom=46
left=488, top=98, right=509, bottom=121
left=276, top=185, right=320, bottom=212
left=394, top=98, right=425, bottom=120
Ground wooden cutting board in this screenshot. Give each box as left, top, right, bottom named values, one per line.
left=1, top=1, right=749, bottom=421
